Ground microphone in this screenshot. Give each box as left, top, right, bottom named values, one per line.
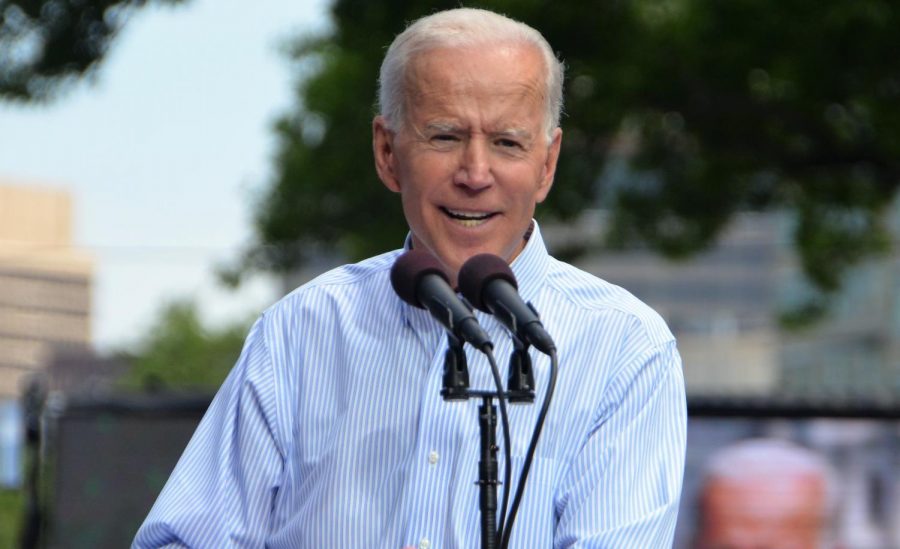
left=391, top=249, right=493, bottom=351
left=458, top=254, right=556, bottom=355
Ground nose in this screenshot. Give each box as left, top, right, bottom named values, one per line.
left=454, top=137, right=493, bottom=190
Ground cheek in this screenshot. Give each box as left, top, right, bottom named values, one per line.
left=399, top=188, right=423, bottom=219
left=508, top=170, right=550, bottom=208
left=410, top=148, right=456, bottom=173
left=399, top=186, right=438, bottom=233
left=404, top=157, right=458, bottom=200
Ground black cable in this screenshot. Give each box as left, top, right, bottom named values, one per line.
left=482, top=346, right=512, bottom=547
left=500, top=349, right=558, bottom=548
left=496, top=349, right=525, bottom=538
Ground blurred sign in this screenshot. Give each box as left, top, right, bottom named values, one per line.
left=38, top=394, right=210, bottom=549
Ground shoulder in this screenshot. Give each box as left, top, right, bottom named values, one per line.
left=542, top=257, right=675, bottom=350
left=269, top=250, right=400, bottom=314
left=237, top=250, right=402, bottom=379
left=290, top=250, right=400, bottom=297
left=244, top=250, right=401, bottom=350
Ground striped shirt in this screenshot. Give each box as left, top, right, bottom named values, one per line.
left=133, top=222, right=687, bottom=548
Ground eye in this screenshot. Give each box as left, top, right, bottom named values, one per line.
left=496, top=138, right=523, bottom=149
left=432, top=134, right=459, bottom=142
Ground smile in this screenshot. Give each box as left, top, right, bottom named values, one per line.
left=441, top=207, right=497, bottom=227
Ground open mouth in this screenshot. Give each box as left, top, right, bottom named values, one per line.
left=440, top=207, right=497, bottom=227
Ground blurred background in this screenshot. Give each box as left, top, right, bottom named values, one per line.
left=1, top=0, right=899, bottom=547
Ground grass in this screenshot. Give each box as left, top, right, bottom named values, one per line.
left=0, top=489, right=24, bottom=547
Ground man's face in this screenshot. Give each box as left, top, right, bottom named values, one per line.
left=373, top=43, right=562, bottom=282
left=696, top=474, right=829, bottom=549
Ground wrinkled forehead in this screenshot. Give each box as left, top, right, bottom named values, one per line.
left=703, top=474, right=828, bottom=518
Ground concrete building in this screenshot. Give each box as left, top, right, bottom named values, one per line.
left=0, top=183, right=93, bottom=398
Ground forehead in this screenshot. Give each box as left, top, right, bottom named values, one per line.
left=704, top=475, right=826, bottom=518
left=403, top=44, right=547, bottom=122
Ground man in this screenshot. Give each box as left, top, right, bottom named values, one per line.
left=694, top=438, right=838, bottom=549
left=134, top=8, right=686, bottom=548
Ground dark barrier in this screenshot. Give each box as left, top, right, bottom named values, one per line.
left=32, top=393, right=212, bottom=549
left=25, top=393, right=900, bottom=548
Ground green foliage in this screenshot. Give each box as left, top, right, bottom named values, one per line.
left=594, top=0, right=900, bottom=291
left=119, top=300, right=251, bottom=392
left=237, top=0, right=900, bottom=319
left=0, top=489, right=23, bottom=548
left=0, top=0, right=186, bottom=102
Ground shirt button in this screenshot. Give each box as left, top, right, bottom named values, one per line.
left=427, top=450, right=439, bottom=465
left=419, top=538, right=431, bottom=549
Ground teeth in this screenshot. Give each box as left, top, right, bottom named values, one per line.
left=456, top=218, right=485, bottom=227
left=442, top=208, right=493, bottom=227
left=444, top=208, right=492, bottom=220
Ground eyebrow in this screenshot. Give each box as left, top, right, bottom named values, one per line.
left=423, top=123, right=533, bottom=141
left=423, top=122, right=461, bottom=134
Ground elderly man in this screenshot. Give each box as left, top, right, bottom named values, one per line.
left=134, top=8, right=686, bottom=548
left=694, top=438, right=838, bottom=549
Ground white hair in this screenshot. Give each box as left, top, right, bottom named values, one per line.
left=377, top=8, right=564, bottom=140
left=704, top=438, right=835, bottom=488
left=701, top=438, right=840, bottom=543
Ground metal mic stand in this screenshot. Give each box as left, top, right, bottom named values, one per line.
left=476, top=395, right=500, bottom=549
left=440, top=333, right=535, bottom=549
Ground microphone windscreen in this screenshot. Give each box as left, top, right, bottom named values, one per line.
left=458, top=253, right=518, bottom=312
left=390, top=249, right=449, bottom=308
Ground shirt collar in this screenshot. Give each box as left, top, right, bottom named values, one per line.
left=508, top=219, right=550, bottom=306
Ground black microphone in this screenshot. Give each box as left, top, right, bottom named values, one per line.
left=458, top=253, right=556, bottom=355
left=391, top=249, right=493, bottom=351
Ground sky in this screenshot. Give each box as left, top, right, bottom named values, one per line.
left=0, top=0, right=331, bottom=352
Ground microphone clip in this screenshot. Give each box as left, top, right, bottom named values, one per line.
left=507, top=333, right=536, bottom=404
left=440, top=333, right=470, bottom=401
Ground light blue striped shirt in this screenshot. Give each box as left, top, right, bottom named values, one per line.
left=134, top=222, right=687, bottom=548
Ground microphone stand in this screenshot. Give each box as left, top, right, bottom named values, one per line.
left=476, top=395, right=500, bottom=549
left=439, top=333, right=535, bottom=549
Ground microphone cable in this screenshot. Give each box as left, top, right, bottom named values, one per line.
left=499, top=348, right=558, bottom=549
left=455, top=252, right=559, bottom=546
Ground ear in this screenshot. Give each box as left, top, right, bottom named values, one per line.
left=373, top=116, right=401, bottom=193
left=535, top=127, right=562, bottom=203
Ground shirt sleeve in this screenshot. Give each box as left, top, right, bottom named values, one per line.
left=553, top=339, right=687, bottom=548
left=132, top=317, right=286, bottom=548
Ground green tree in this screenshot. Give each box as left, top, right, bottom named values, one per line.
left=237, top=0, right=900, bottom=321
left=0, top=0, right=186, bottom=102
left=118, top=300, right=251, bottom=391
